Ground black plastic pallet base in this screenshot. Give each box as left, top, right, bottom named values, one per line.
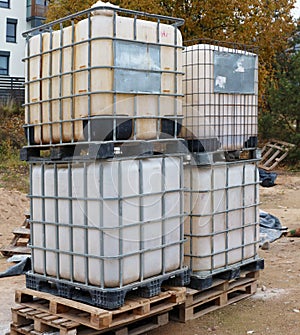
left=189, top=258, right=264, bottom=291
left=20, top=139, right=189, bottom=162
left=26, top=268, right=190, bottom=310
left=185, top=138, right=221, bottom=153
left=24, top=117, right=182, bottom=145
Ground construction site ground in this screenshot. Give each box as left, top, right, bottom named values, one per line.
left=0, top=171, right=299, bottom=335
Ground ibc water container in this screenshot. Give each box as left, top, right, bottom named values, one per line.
left=24, top=1, right=183, bottom=144
left=183, top=160, right=260, bottom=276
left=30, top=156, right=183, bottom=287
left=181, top=43, right=258, bottom=151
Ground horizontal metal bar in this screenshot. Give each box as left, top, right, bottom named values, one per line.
left=30, top=238, right=186, bottom=260
left=23, top=5, right=184, bottom=37
left=29, top=211, right=187, bottom=229
left=184, top=221, right=259, bottom=238
left=185, top=240, right=260, bottom=259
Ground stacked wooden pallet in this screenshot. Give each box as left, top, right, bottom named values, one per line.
left=10, top=287, right=186, bottom=335
left=10, top=270, right=259, bottom=335
left=0, top=214, right=30, bottom=257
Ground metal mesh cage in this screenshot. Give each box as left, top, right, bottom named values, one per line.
left=184, top=159, right=260, bottom=277
left=182, top=39, right=259, bottom=152
left=23, top=4, right=184, bottom=147
left=28, top=154, right=186, bottom=289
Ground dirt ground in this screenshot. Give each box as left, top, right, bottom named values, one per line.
left=0, top=171, right=299, bottom=335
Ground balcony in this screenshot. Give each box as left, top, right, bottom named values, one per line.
left=27, top=0, right=48, bottom=27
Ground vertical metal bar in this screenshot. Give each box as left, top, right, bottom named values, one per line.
left=113, top=11, right=117, bottom=142
left=29, top=164, right=34, bottom=272
left=254, top=161, right=259, bottom=256
left=189, top=163, right=193, bottom=271
left=87, top=13, right=92, bottom=142
left=118, top=160, right=123, bottom=287
left=139, top=159, right=144, bottom=281
left=59, top=23, right=64, bottom=144
left=38, top=33, right=43, bottom=145
left=133, top=15, right=138, bottom=141
left=83, top=162, right=89, bottom=285
left=156, top=19, right=161, bottom=140
left=54, top=163, right=60, bottom=279
left=70, top=20, right=75, bottom=143
left=68, top=162, right=74, bottom=282
left=173, top=25, right=178, bottom=138
left=48, top=28, right=53, bottom=145
left=225, top=163, right=229, bottom=269
left=99, top=162, right=105, bottom=288
left=210, top=163, right=214, bottom=272
left=179, top=155, right=184, bottom=269
left=41, top=163, right=46, bottom=275
left=161, top=156, right=166, bottom=274
left=241, top=162, right=246, bottom=262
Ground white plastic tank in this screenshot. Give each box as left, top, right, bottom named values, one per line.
left=183, top=160, right=259, bottom=275
left=25, top=1, right=183, bottom=144
left=181, top=43, right=258, bottom=151
left=30, top=156, right=183, bottom=287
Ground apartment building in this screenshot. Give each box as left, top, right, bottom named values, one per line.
left=0, top=0, right=48, bottom=103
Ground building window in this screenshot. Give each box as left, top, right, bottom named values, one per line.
left=0, top=52, right=10, bottom=75
left=6, top=19, right=17, bottom=43
left=0, top=0, right=9, bottom=9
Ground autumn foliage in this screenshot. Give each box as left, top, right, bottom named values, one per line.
left=46, top=0, right=297, bottom=112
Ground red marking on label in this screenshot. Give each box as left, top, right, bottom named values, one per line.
left=161, top=31, right=168, bottom=38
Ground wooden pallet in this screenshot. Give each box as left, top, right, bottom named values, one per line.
left=171, top=270, right=259, bottom=322
left=10, top=311, right=169, bottom=335
left=0, top=213, right=30, bottom=256
left=259, top=139, right=295, bottom=171
left=11, top=287, right=185, bottom=334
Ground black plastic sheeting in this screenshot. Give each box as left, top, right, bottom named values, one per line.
left=259, top=168, right=277, bottom=187
left=0, top=256, right=31, bottom=278
left=260, top=210, right=287, bottom=243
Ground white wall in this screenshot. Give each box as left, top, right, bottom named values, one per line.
left=0, top=0, right=31, bottom=77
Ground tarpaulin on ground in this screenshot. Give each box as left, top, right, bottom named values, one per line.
left=0, top=255, right=31, bottom=278
left=260, top=210, right=286, bottom=243
left=259, top=168, right=277, bottom=187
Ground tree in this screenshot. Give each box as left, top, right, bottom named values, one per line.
left=46, top=0, right=296, bottom=110
left=262, top=28, right=300, bottom=165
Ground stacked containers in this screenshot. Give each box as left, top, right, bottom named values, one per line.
left=181, top=40, right=262, bottom=286
left=23, top=2, right=189, bottom=310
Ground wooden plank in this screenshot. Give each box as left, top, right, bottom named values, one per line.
left=13, top=228, right=31, bottom=236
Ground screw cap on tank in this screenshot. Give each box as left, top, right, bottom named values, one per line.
left=91, top=1, right=120, bottom=16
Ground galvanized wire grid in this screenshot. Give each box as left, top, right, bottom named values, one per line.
left=182, top=39, right=259, bottom=152
left=23, top=5, right=185, bottom=148
left=184, top=159, right=260, bottom=277
left=28, top=154, right=185, bottom=288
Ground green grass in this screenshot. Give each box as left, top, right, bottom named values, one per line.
left=0, top=99, right=29, bottom=193
left=0, top=141, right=29, bottom=194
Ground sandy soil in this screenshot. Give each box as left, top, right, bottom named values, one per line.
left=0, top=172, right=299, bottom=335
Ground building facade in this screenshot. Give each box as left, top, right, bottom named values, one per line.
left=0, top=0, right=48, bottom=103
